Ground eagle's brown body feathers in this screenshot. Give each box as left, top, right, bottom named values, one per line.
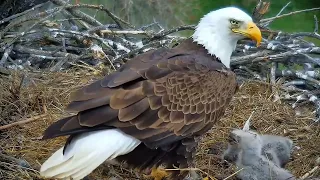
left=42, top=39, right=238, bottom=179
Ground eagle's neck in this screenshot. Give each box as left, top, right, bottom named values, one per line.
left=192, top=26, right=237, bottom=68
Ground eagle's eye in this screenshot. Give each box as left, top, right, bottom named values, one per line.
left=229, top=19, right=239, bottom=26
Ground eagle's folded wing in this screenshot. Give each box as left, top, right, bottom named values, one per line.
left=42, top=46, right=237, bottom=151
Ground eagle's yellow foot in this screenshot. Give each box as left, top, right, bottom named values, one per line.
left=203, top=177, right=209, bottom=180
left=143, top=167, right=169, bottom=180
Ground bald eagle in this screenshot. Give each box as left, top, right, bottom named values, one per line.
left=39, top=7, right=262, bottom=180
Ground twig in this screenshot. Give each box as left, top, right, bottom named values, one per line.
left=0, top=114, right=47, bottom=131
left=139, top=20, right=164, bottom=31
left=0, top=46, right=13, bottom=66
left=90, top=44, right=116, bottom=70
left=278, top=69, right=320, bottom=87
left=252, top=1, right=270, bottom=22
left=100, top=5, right=124, bottom=30
left=68, top=61, right=101, bottom=72
left=232, top=48, right=320, bottom=66
left=63, top=3, right=134, bottom=28
left=238, top=66, right=265, bottom=81
left=50, top=0, right=103, bottom=27
left=283, top=80, right=306, bottom=87
left=280, top=69, right=320, bottom=79
left=0, top=6, right=64, bottom=40
left=113, top=39, right=171, bottom=63
left=1, top=6, right=65, bottom=49
left=87, top=24, right=119, bottom=34
left=282, top=84, right=320, bottom=122
left=306, top=94, right=320, bottom=122
left=231, top=50, right=270, bottom=65
left=223, top=168, right=244, bottom=180
left=56, top=17, right=82, bottom=22
left=291, top=32, right=320, bottom=40
left=314, top=15, right=319, bottom=33
left=261, top=7, right=320, bottom=23
left=49, top=55, right=71, bottom=72
left=0, top=2, right=47, bottom=25
left=93, top=4, right=129, bottom=39
left=100, top=30, right=150, bottom=36
left=300, top=165, right=319, bottom=179
left=146, top=25, right=195, bottom=42
left=271, top=62, right=280, bottom=101
left=14, top=45, right=78, bottom=58
left=45, top=28, right=117, bottom=55
left=263, top=1, right=291, bottom=26
left=275, top=2, right=291, bottom=17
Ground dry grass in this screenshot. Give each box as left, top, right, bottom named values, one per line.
left=194, top=82, right=320, bottom=180
left=0, top=70, right=319, bottom=180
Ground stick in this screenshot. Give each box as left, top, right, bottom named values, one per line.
left=0, top=114, right=47, bottom=131
left=1, top=6, right=65, bottom=49
left=263, top=1, right=291, bottom=26
left=47, top=3, right=135, bottom=29
left=113, top=39, right=171, bottom=63
left=146, top=25, right=195, bottom=42
left=314, top=15, right=319, bottom=33
left=232, top=48, right=320, bottom=66
left=238, top=65, right=265, bottom=80
left=14, top=45, right=78, bottom=59
left=100, top=30, right=150, bottom=36
left=223, top=168, right=244, bottom=180
left=290, top=32, right=320, bottom=40
left=300, top=165, right=319, bottom=179
left=50, top=0, right=103, bottom=27
left=0, top=2, right=47, bottom=25
left=87, top=24, right=119, bottom=34
left=271, top=62, right=280, bottom=101
left=278, top=69, right=320, bottom=87
left=0, top=45, right=13, bottom=66
left=261, top=7, right=320, bottom=22
left=251, top=1, right=270, bottom=22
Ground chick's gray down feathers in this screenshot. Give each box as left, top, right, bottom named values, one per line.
left=223, top=127, right=295, bottom=180
left=223, top=134, right=294, bottom=168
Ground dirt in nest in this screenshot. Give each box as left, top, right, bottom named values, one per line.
left=0, top=71, right=319, bottom=180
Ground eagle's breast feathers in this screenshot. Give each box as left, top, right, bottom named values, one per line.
left=41, top=39, right=238, bottom=178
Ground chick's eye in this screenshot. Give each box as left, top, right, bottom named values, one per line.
left=230, top=19, right=239, bottom=25
left=228, top=134, right=237, bottom=143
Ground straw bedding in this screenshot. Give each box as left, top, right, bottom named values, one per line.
left=0, top=69, right=319, bottom=180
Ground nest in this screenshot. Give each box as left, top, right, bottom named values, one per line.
left=0, top=0, right=320, bottom=179
left=0, top=70, right=319, bottom=180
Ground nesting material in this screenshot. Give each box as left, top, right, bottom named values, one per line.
left=0, top=70, right=319, bottom=180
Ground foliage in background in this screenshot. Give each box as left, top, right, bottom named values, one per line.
left=77, top=0, right=194, bottom=30
left=77, top=0, right=319, bottom=44
left=79, top=0, right=319, bottom=32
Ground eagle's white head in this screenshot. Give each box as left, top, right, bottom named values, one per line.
left=192, top=7, right=262, bottom=68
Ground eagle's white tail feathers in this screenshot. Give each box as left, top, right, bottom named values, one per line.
left=40, top=129, right=141, bottom=180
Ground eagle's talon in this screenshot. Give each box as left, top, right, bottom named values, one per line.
left=144, top=167, right=169, bottom=180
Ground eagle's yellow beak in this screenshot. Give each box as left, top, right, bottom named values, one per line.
left=232, top=21, right=262, bottom=47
